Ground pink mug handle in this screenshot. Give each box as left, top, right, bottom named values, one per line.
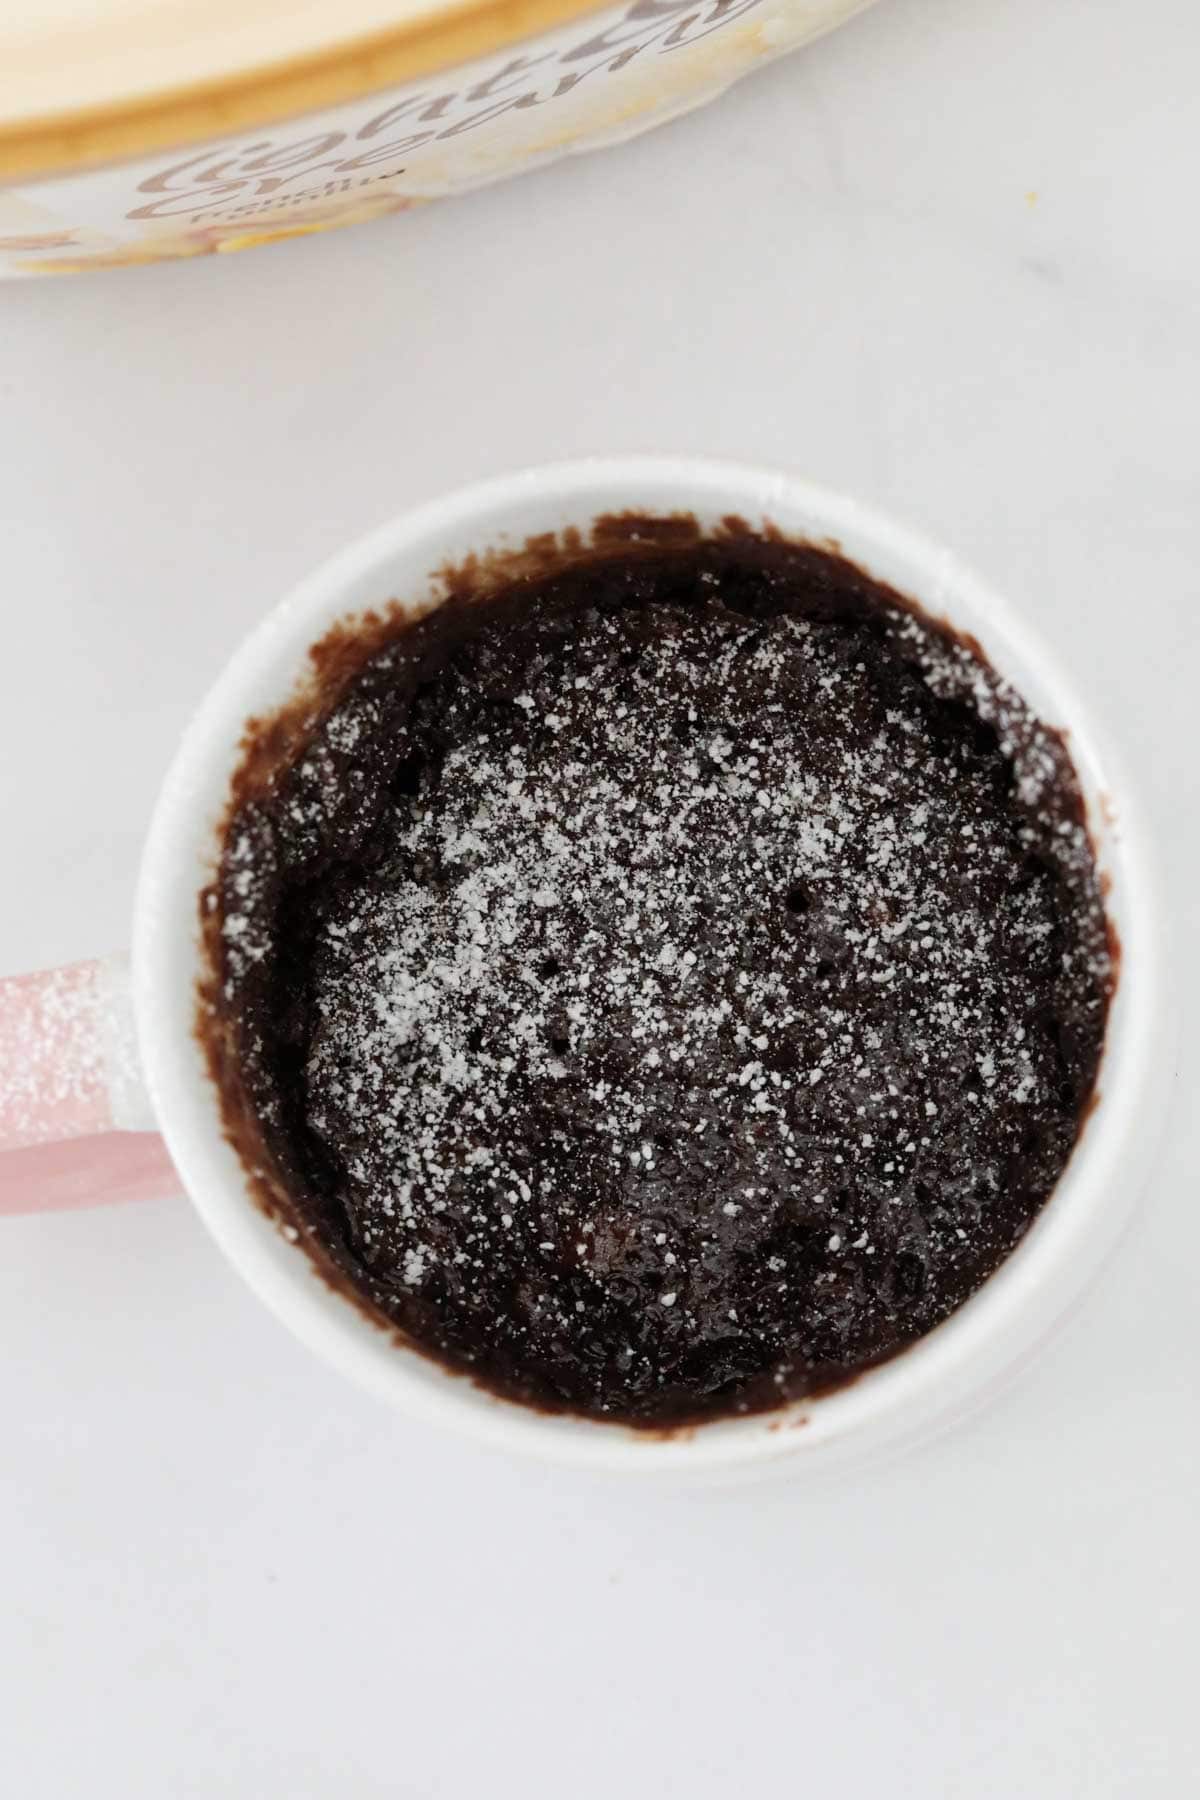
left=0, top=959, right=180, bottom=1213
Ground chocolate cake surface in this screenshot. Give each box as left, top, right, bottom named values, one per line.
left=201, top=524, right=1113, bottom=1426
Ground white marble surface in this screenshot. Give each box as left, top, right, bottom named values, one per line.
left=1, top=0, right=1197, bottom=1793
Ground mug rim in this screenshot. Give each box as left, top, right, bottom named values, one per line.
left=133, top=456, right=1163, bottom=1472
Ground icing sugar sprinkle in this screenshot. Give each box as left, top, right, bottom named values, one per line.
left=214, top=555, right=1112, bottom=1419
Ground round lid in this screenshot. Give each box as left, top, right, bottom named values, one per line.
left=1, top=0, right=597, bottom=178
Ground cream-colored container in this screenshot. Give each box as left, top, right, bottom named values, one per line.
left=0, top=0, right=874, bottom=276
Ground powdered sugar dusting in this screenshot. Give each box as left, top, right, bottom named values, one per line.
left=212, top=538, right=1113, bottom=1421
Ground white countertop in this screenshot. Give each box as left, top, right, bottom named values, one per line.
left=2, top=0, right=1197, bottom=1792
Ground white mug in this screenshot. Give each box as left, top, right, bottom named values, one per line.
left=0, top=459, right=1163, bottom=1472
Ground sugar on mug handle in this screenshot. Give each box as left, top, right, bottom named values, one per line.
left=0, top=957, right=179, bottom=1213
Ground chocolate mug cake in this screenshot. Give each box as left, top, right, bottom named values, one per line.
left=198, top=520, right=1114, bottom=1427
